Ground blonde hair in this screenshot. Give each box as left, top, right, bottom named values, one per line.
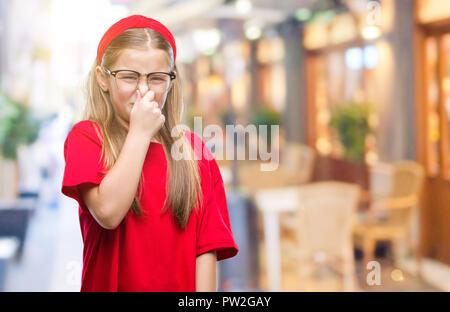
left=84, top=28, right=202, bottom=229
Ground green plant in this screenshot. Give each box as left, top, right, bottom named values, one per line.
left=329, top=101, right=374, bottom=162
left=218, top=108, right=232, bottom=128
left=250, top=106, right=282, bottom=148
left=0, top=91, right=41, bottom=160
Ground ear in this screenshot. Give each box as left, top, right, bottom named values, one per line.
left=95, top=66, right=109, bottom=92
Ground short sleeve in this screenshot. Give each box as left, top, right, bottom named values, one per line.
left=196, top=143, right=239, bottom=261
left=61, top=121, right=105, bottom=209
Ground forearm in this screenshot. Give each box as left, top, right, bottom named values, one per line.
left=97, top=130, right=150, bottom=226
left=196, top=251, right=217, bottom=292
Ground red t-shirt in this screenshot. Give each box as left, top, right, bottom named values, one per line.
left=61, top=120, right=238, bottom=292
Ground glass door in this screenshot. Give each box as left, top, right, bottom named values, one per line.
left=425, top=33, right=450, bottom=179
left=440, top=34, right=450, bottom=179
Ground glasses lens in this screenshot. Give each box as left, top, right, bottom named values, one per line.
left=113, top=71, right=171, bottom=93
left=115, top=71, right=139, bottom=92
left=148, top=73, right=170, bottom=92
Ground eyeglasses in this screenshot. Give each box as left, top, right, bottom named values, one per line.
left=103, top=68, right=176, bottom=93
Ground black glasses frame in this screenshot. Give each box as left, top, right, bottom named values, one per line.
left=103, top=68, right=176, bottom=81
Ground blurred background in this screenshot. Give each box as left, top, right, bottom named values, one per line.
left=0, top=0, right=450, bottom=292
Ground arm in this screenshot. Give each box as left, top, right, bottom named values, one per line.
left=79, top=131, right=150, bottom=229
left=196, top=250, right=217, bottom=292
left=79, top=89, right=165, bottom=230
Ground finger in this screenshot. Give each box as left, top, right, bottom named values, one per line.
left=142, top=90, right=155, bottom=103
left=135, top=90, right=142, bottom=103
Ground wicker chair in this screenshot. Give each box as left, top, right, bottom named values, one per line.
left=353, top=161, right=425, bottom=272
left=282, top=182, right=360, bottom=291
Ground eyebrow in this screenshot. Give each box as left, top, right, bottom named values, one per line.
left=112, top=68, right=171, bottom=73
left=112, top=60, right=170, bottom=71
left=114, top=69, right=169, bottom=72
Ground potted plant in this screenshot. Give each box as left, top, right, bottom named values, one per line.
left=329, top=101, right=374, bottom=163
left=0, top=91, right=41, bottom=259
left=310, top=101, right=374, bottom=189
left=0, top=91, right=41, bottom=199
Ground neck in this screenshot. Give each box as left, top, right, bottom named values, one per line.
left=151, top=134, right=162, bottom=144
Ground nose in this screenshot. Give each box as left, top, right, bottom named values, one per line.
left=136, top=77, right=149, bottom=94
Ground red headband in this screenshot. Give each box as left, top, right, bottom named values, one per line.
left=97, top=15, right=177, bottom=65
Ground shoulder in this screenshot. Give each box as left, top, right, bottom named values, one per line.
left=183, top=129, right=222, bottom=183
left=65, top=120, right=103, bottom=147
left=70, top=120, right=102, bottom=137
left=183, top=129, right=201, bottom=146
left=183, top=130, right=214, bottom=162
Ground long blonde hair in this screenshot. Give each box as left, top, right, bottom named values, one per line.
left=84, top=28, right=202, bottom=229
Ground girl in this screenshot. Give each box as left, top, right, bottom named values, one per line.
left=61, top=15, right=238, bottom=292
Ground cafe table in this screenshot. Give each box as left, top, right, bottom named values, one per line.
left=254, top=186, right=369, bottom=292
left=254, top=186, right=300, bottom=292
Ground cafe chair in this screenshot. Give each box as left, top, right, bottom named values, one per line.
left=238, top=143, right=316, bottom=194
left=280, top=143, right=316, bottom=185
left=282, top=181, right=360, bottom=291
left=353, top=161, right=425, bottom=273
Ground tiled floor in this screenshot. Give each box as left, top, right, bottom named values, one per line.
left=257, top=240, right=442, bottom=292
left=3, top=193, right=83, bottom=292
left=1, top=193, right=446, bottom=292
